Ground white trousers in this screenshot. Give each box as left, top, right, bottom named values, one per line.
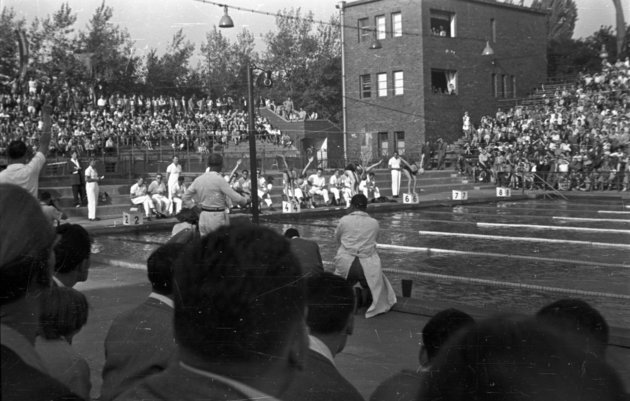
left=362, top=187, right=381, bottom=199
left=199, top=211, right=229, bottom=236
left=151, top=194, right=171, bottom=214
left=309, top=187, right=329, bottom=203
left=86, top=182, right=98, bottom=219
left=330, top=187, right=341, bottom=201
left=170, top=197, right=183, bottom=214
left=132, top=195, right=154, bottom=217
left=391, top=169, right=401, bottom=196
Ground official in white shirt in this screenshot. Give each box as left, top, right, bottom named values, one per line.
left=85, top=159, right=102, bottom=221
left=387, top=152, right=402, bottom=198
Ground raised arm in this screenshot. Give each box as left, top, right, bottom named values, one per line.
left=38, top=96, right=53, bottom=156
left=399, top=158, right=412, bottom=169
left=227, top=159, right=242, bottom=181
left=365, top=160, right=382, bottom=172
left=301, top=156, right=314, bottom=177
left=280, top=154, right=290, bottom=171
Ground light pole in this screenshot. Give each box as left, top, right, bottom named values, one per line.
left=337, top=1, right=348, bottom=165
left=246, top=65, right=259, bottom=225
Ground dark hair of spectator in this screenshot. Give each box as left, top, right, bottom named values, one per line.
left=7, top=140, right=28, bottom=159
left=38, top=286, right=89, bottom=340
left=207, top=153, right=223, bottom=167
left=147, top=243, right=186, bottom=296
left=0, top=184, right=55, bottom=305
left=40, top=191, right=53, bottom=203
left=175, top=208, right=199, bottom=225
left=419, top=316, right=625, bottom=401
left=54, top=224, right=92, bottom=274
left=422, top=308, right=474, bottom=361
left=350, top=194, right=368, bottom=210
left=536, top=298, right=609, bottom=358
left=305, top=273, right=355, bottom=335
left=283, top=228, right=299, bottom=238
left=173, top=224, right=305, bottom=362
left=344, top=163, right=356, bottom=172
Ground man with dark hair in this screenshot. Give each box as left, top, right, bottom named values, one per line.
left=118, top=224, right=307, bottom=401
left=100, top=242, right=186, bottom=401
left=53, top=224, right=92, bottom=288
left=370, top=308, right=475, bottom=401
left=333, top=194, right=396, bottom=318
left=284, top=228, right=324, bottom=276
left=536, top=298, right=610, bottom=359
left=183, top=153, right=250, bottom=235
left=281, top=273, right=362, bottom=401
left=0, top=97, right=52, bottom=198
left=1, top=184, right=83, bottom=401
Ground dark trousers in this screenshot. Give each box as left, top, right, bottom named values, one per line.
left=346, top=257, right=372, bottom=308
left=72, top=184, right=87, bottom=206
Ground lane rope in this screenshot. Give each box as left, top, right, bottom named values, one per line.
left=476, top=222, right=630, bottom=234
left=553, top=216, right=630, bottom=223
left=417, top=230, right=630, bottom=249
left=598, top=211, right=630, bottom=215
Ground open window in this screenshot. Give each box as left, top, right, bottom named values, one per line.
left=360, top=74, right=372, bottom=99
left=430, top=10, right=456, bottom=37
left=358, top=18, right=370, bottom=43
left=431, top=69, right=457, bottom=95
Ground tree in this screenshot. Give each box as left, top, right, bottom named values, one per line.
left=531, top=0, right=577, bottom=42
left=144, top=28, right=195, bottom=96
left=78, top=1, right=140, bottom=92
left=0, top=7, right=26, bottom=87
left=611, top=0, right=627, bottom=57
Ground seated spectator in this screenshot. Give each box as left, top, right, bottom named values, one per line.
left=418, top=316, right=625, bottom=401
left=53, top=223, right=92, bottom=288
left=40, top=191, right=68, bottom=226
left=328, top=169, right=345, bottom=206
left=370, top=308, right=474, bottom=401
left=256, top=169, right=275, bottom=211
left=169, top=176, right=186, bottom=215
left=148, top=174, right=171, bottom=217
left=35, top=287, right=91, bottom=400
left=100, top=243, right=186, bottom=401
left=283, top=228, right=324, bottom=276
left=280, top=273, right=362, bottom=401
left=359, top=171, right=381, bottom=201
left=1, top=184, right=83, bottom=401
left=130, top=177, right=157, bottom=219
left=536, top=298, right=609, bottom=359
left=117, top=224, right=307, bottom=401
left=308, top=168, right=330, bottom=206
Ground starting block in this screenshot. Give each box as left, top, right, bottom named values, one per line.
left=452, top=190, right=468, bottom=200
left=282, top=200, right=301, bottom=213
left=123, top=209, right=144, bottom=225
left=402, top=193, right=419, bottom=204
left=496, top=187, right=512, bottom=197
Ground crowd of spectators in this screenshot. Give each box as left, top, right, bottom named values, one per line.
left=459, top=57, right=629, bottom=191
left=0, top=86, right=290, bottom=159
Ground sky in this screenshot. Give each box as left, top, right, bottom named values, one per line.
left=1, top=0, right=628, bottom=61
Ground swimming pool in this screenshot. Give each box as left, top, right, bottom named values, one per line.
left=93, top=198, right=630, bottom=328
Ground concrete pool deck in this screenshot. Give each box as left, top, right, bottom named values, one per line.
left=67, top=188, right=629, bottom=399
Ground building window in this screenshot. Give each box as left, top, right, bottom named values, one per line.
left=360, top=74, right=371, bottom=98
left=392, top=12, right=402, bottom=37
left=375, top=15, right=386, bottom=40
left=512, top=76, right=517, bottom=98
left=358, top=18, right=370, bottom=42
left=395, top=131, right=405, bottom=154
left=491, top=18, right=496, bottom=42
left=492, top=73, right=498, bottom=97
left=430, top=10, right=455, bottom=37
left=431, top=69, right=457, bottom=95
left=377, top=73, right=388, bottom=97
left=378, top=132, right=389, bottom=156
left=393, top=71, right=404, bottom=95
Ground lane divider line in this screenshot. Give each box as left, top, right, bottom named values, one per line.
left=598, top=211, right=630, bottom=215
left=381, top=268, right=630, bottom=300
left=476, top=222, right=630, bottom=234
left=373, top=243, right=629, bottom=269
left=417, top=230, right=630, bottom=249
left=553, top=216, right=630, bottom=223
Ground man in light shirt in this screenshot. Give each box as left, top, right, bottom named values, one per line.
left=308, top=168, right=330, bottom=205
left=0, top=97, right=52, bottom=198
left=166, top=156, right=182, bottom=200
left=130, top=177, right=156, bottom=219
left=387, top=151, right=402, bottom=198
left=148, top=174, right=171, bottom=217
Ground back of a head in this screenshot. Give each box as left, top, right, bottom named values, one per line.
left=422, top=308, right=474, bottom=362
left=206, top=153, right=223, bottom=170
left=39, top=286, right=89, bottom=340
left=0, top=184, right=55, bottom=305
left=283, top=228, right=300, bottom=239
left=536, top=298, right=609, bottom=358
left=306, top=273, right=355, bottom=336
left=7, top=140, right=28, bottom=160
left=350, top=194, right=368, bottom=210
left=419, top=316, right=625, bottom=401
left=173, top=224, right=305, bottom=362
left=147, top=242, right=186, bottom=296
left=54, top=224, right=92, bottom=275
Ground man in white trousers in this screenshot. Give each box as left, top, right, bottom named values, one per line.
left=388, top=151, right=402, bottom=198
left=165, top=156, right=182, bottom=199
left=85, top=159, right=102, bottom=221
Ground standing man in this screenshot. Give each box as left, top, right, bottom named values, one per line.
left=388, top=151, right=402, bottom=198
left=182, top=153, right=250, bottom=235
left=148, top=174, right=171, bottom=217
left=68, top=151, right=86, bottom=207
left=165, top=156, right=182, bottom=200
left=85, top=159, right=102, bottom=221
left=332, top=194, right=396, bottom=318
left=436, top=138, right=448, bottom=170
left=0, top=96, right=52, bottom=198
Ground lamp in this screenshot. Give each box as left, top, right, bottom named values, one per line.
left=218, top=5, right=234, bottom=28
left=481, top=41, right=495, bottom=56
left=369, top=37, right=382, bottom=50
left=599, top=44, right=608, bottom=60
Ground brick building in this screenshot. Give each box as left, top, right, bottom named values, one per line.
left=341, top=0, right=548, bottom=161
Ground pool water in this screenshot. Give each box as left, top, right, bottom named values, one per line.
left=94, top=198, right=630, bottom=328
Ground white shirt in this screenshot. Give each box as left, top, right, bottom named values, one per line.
left=130, top=183, right=148, bottom=197
left=0, top=152, right=46, bottom=198
left=148, top=292, right=174, bottom=308
left=388, top=156, right=401, bottom=170
left=308, top=174, right=326, bottom=189
left=85, top=165, right=98, bottom=184
left=166, top=163, right=182, bottom=183
left=308, top=334, right=335, bottom=366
